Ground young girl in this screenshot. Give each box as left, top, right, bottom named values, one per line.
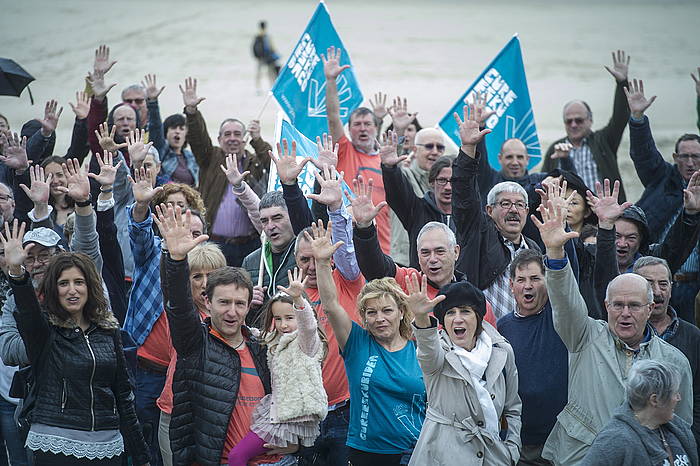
left=228, top=268, right=328, bottom=466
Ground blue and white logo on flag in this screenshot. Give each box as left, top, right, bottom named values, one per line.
left=268, top=112, right=353, bottom=206
left=272, top=2, right=363, bottom=141
left=438, top=35, right=541, bottom=170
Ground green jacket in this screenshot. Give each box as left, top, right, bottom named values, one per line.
left=542, top=261, right=693, bottom=465
left=541, top=80, right=630, bottom=202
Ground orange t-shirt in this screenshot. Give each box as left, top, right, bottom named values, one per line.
left=137, top=311, right=171, bottom=368
left=305, top=268, right=364, bottom=406
left=336, top=136, right=390, bottom=254
left=393, top=266, right=498, bottom=328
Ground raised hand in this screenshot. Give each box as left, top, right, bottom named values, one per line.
left=303, top=219, right=342, bottom=263
left=683, top=170, right=700, bottom=215
left=152, top=204, right=209, bottom=261
left=86, top=69, right=116, bottom=100
left=350, top=175, right=387, bottom=228
left=93, top=44, right=117, bottom=75
left=388, top=96, right=418, bottom=134
left=586, top=179, right=632, bottom=229
left=277, top=268, right=309, bottom=305
left=126, top=128, right=153, bottom=168
left=19, top=165, right=52, bottom=205
left=69, top=91, right=90, bottom=119
left=453, top=103, right=492, bottom=157
left=142, top=74, right=165, bottom=101
left=321, top=46, right=350, bottom=81
left=247, top=120, right=261, bottom=140
left=692, top=68, right=700, bottom=98
left=38, top=99, right=63, bottom=136
left=307, top=164, right=344, bottom=211
left=536, top=179, right=574, bottom=219
left=0, top=131, right=29, bottom=171
left=311, top=133, right=338, bottom=169
left=0, top=220, right=29, bottom=274
left=179, top=77, right=205, bottom=112
left=403, top=272, right=445, bottom=319
left=88, top=151, right=122, bottom=187
left=624, top=79, right=657, bottom=120
left=270, top=139, right=311, bottom=185
left=370, top=92, right=389, bottom=120
left=95, top=122, right=128, bottom=153
left=128, top=166, right=163, bottom=205
left=55, top=159, right=90, bottom=203
left=551, top=142, right=573, bottom=160
left=604, top=49, right=630, bottom=82
left=220, top=153, right=250, bottom=187
left=378, top=130, right=407, bottom=167
left=469, top=92, right=495, bottom=126
left=532, top=200, right=579, bottom=258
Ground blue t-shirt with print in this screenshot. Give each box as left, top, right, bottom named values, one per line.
left=342, top=322, right=426, bottom=454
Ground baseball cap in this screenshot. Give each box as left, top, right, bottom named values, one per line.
left=22, top=227, right=61, bottom=248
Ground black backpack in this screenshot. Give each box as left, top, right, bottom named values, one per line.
left=252, top=35, right=265, bottom=59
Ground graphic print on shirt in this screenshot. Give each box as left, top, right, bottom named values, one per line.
left=664, top=455, right=690, bottom=466
left=395, top=393, right=425, bottom=441
left=359, top=355, right=378, bottom=440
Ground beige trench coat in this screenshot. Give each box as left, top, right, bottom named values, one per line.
left=409, top=319, right=522, bottom=466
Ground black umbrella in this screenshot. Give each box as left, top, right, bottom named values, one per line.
left=0, top=58, right=34, bottom=104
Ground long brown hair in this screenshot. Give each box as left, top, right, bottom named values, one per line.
left=39, top=252, right=118, bottom=329
left=259, top=292, right=328, bottom=361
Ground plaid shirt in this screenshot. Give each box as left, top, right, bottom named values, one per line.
left=568, top=138, right=599, bottom=191
left=123, top=204, right=164, bottom=346
left=483, top=236, right=528, bottom=320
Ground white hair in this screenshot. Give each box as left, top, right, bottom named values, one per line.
left=417, top=222, right=456, bottom=249
left=486, top=181, right=528, bottom=206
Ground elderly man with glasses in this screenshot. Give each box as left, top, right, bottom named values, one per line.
left=0, top=183, right=14, bottom=224
left=540, top=50, right=631, bottom=202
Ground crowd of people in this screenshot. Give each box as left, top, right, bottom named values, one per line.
left=0, top=42, right=698, bottom=466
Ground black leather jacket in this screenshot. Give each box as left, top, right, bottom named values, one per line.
left=10, top=273, right=148, bottom=465
left=165, top=256, right=271, bottom=466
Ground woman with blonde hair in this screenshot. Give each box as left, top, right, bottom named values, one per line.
left=308, top=220, right=425, bottom=466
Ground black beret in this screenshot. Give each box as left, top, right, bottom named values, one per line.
left=433, top=280, right=486, bottom=325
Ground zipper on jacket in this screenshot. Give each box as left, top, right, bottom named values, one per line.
left=83, top=329, right=97, bottom=431
left=61, top=379, right=67, bottom=412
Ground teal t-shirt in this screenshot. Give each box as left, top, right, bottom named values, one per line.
left=342, top=322, right=426, bottom=454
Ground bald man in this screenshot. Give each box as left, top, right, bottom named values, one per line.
left=540, top=50, right=631, bottom=202
left=390, top=127, right=447, bottom=265
left=539, top=210, right=692, bottom=465
left=477, top=137, right=548, bottom=207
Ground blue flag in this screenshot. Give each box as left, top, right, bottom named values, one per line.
left=438, top=35, right=541, bottom=170
left=272, top=2, right=363, bottom=141
left=268, top=112, right=353, bottom=206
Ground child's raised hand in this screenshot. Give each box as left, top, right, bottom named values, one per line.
left=277, top=267, right=308, bottom=304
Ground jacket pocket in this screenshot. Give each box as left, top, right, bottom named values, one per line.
left=557, top=403, right=597, bottom=446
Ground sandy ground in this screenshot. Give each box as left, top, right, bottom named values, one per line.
left=1, top=0, right=699, bottom=202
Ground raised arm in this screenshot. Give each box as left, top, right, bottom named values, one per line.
left=380, top=130, right=419, bottom=230
left=154, top=205, right=209, bottom=356
left=180, top=77, right=212, bottom=169
left=221, top=153, right=262, bottom=232
left=322, top=47, right=350, bottom=145
left=306, top=219, right=352, bottom=350
left=143, top=74, right=166, bottom=158
left=692, top=67, right=700, bottom=131
left=601, top=50, right=631, bottom=151
left=276, top=268, right=321, bottom=358
left=406, top=272, right=447, bottom=376
left=2, top=221, right=50, bottom=364
left=271, top=139, right=313, bottom=233
left=66, top=91, right=91, bottom=162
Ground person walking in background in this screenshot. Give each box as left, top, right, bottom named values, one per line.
left=253, top=21, right=281, bottom=94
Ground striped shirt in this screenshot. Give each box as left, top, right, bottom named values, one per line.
left=568, top=138, right=599, bottom=191
left=483, top=236, right=529, bottom=320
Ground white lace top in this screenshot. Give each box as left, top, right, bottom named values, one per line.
left=26, top=423, right=123, bottom=459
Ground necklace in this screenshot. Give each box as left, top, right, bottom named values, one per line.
left=658, top=426, right=675, bottom=465
left=232, top=339, right=245, bottom=350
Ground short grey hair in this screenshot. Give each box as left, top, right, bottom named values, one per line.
left=121, top=84, right=146, bottom=100
left=417, top=222, right=456, bottom=249
left=294, top=226, right=313, bottom=255
left=626, top=359, right=680, bottom=411
left=146, top=145, right=160, bottom=164
left=258, top=191, right=287, bottom=212
left=486, top=181, right=528, bottom=206
left=605, top=273, right=653, bottom=304
left=218, top=118, right=246, bottom=137
left=633, top=256, right=672, bottom=283
left=563, top=99, right=593, bottom=120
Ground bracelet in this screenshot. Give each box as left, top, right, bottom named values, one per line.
left=8, top=266, right=26, bottom=279
left=75, top=193, right=93, bottom=207
left=100, top=186, right=113, bottom=193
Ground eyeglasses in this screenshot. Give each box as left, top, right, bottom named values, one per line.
left=123, top=98, right=145, bottom=105
left=433, top=177, right=451, bottom=186
left=23, top=251, right=52, bottom=267
left=0, top=194, right=13, bottom=202
left=564, top=117, right=586, bottom=126
left=416, top=143, right=446, bottom=152
left=676, top=153, right=700, bottom=162
left=496, top=200, right=527, bottom=211
left=610, top=302, right=649, bottom=312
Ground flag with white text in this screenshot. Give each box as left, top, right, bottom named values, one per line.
left=438, top=35, right=541, bottom=169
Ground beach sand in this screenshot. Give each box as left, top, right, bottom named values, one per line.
left=1, top=0, right=699, bottom=202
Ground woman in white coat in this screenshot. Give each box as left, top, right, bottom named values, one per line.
left=406, top=274, right=522, bottom=465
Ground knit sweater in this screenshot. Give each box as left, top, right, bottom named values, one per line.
left=497, top=302, right=568, bottom=446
